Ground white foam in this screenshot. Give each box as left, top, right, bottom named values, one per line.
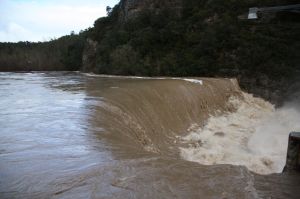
left=183, top=79, right=203, bottom=85
left=180, top=93, right=300, bottom=175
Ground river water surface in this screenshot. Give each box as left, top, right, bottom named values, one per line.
left=0, top=72, right=299, bottom=199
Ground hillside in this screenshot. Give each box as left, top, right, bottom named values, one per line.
left=0, top=0, right=299, bottom=105
left=0, top=33, right=87, bottom=71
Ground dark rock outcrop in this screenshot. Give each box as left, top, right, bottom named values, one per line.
left=238, top=75, right=287, bottom=106
left=119, top=0, right=182, bottom=21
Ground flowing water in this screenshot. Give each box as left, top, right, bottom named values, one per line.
left=0, top=72, right=299, bottom=199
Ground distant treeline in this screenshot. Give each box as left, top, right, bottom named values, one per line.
left=0, top=32, right=87, bottom=71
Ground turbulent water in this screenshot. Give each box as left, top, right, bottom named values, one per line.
left=0, top=72, right=299, bottom=199
left=180, top=92, right=300, bottom=174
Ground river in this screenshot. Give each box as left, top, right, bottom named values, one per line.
left=0, top=72, right=299, bottom=199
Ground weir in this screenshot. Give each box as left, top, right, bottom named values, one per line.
left=1, top=72, right=300, bottom=198
left=284, top=132, right=300, bottom=173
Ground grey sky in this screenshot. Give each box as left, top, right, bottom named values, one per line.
left=0, top=0, right=119, bottom=42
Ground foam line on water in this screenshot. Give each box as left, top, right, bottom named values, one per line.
left=183, top=79, right=203, bottom=85
left=82, top=73, right=204, bottom=85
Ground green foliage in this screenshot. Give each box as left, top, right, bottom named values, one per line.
left=0, top=0, right=299, bottom=82
left=60, top=34, right=85, bottom=70
left=88, top=0, right=299, bottom=81
left=0, top=30, right=89, bottom=71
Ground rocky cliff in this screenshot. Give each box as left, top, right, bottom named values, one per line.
left=119, top=0, right=182, bottom=21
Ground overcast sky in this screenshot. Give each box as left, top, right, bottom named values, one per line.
left=0, top=0, right=119, bottom=42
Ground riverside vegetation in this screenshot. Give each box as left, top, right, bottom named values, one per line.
left=0, top=0, right=299, bottom=104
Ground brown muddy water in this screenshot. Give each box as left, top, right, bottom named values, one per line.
left=0, top=72, right=299, bottom=199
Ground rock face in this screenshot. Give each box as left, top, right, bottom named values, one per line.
left=238, top=75, right=287, bottom=106
left=238, top=73, right=300, bottom=107
left=119, top=0, right=182, bottom=21
left=82, top=39, right=98, bottom=72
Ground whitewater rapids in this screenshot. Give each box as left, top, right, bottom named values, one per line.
left=180, top=92, right=300, bottom=174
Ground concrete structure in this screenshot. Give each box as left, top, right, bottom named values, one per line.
left=248, top=4, right=300, bottom=19
left=283, top=132, right=300, bottom=173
